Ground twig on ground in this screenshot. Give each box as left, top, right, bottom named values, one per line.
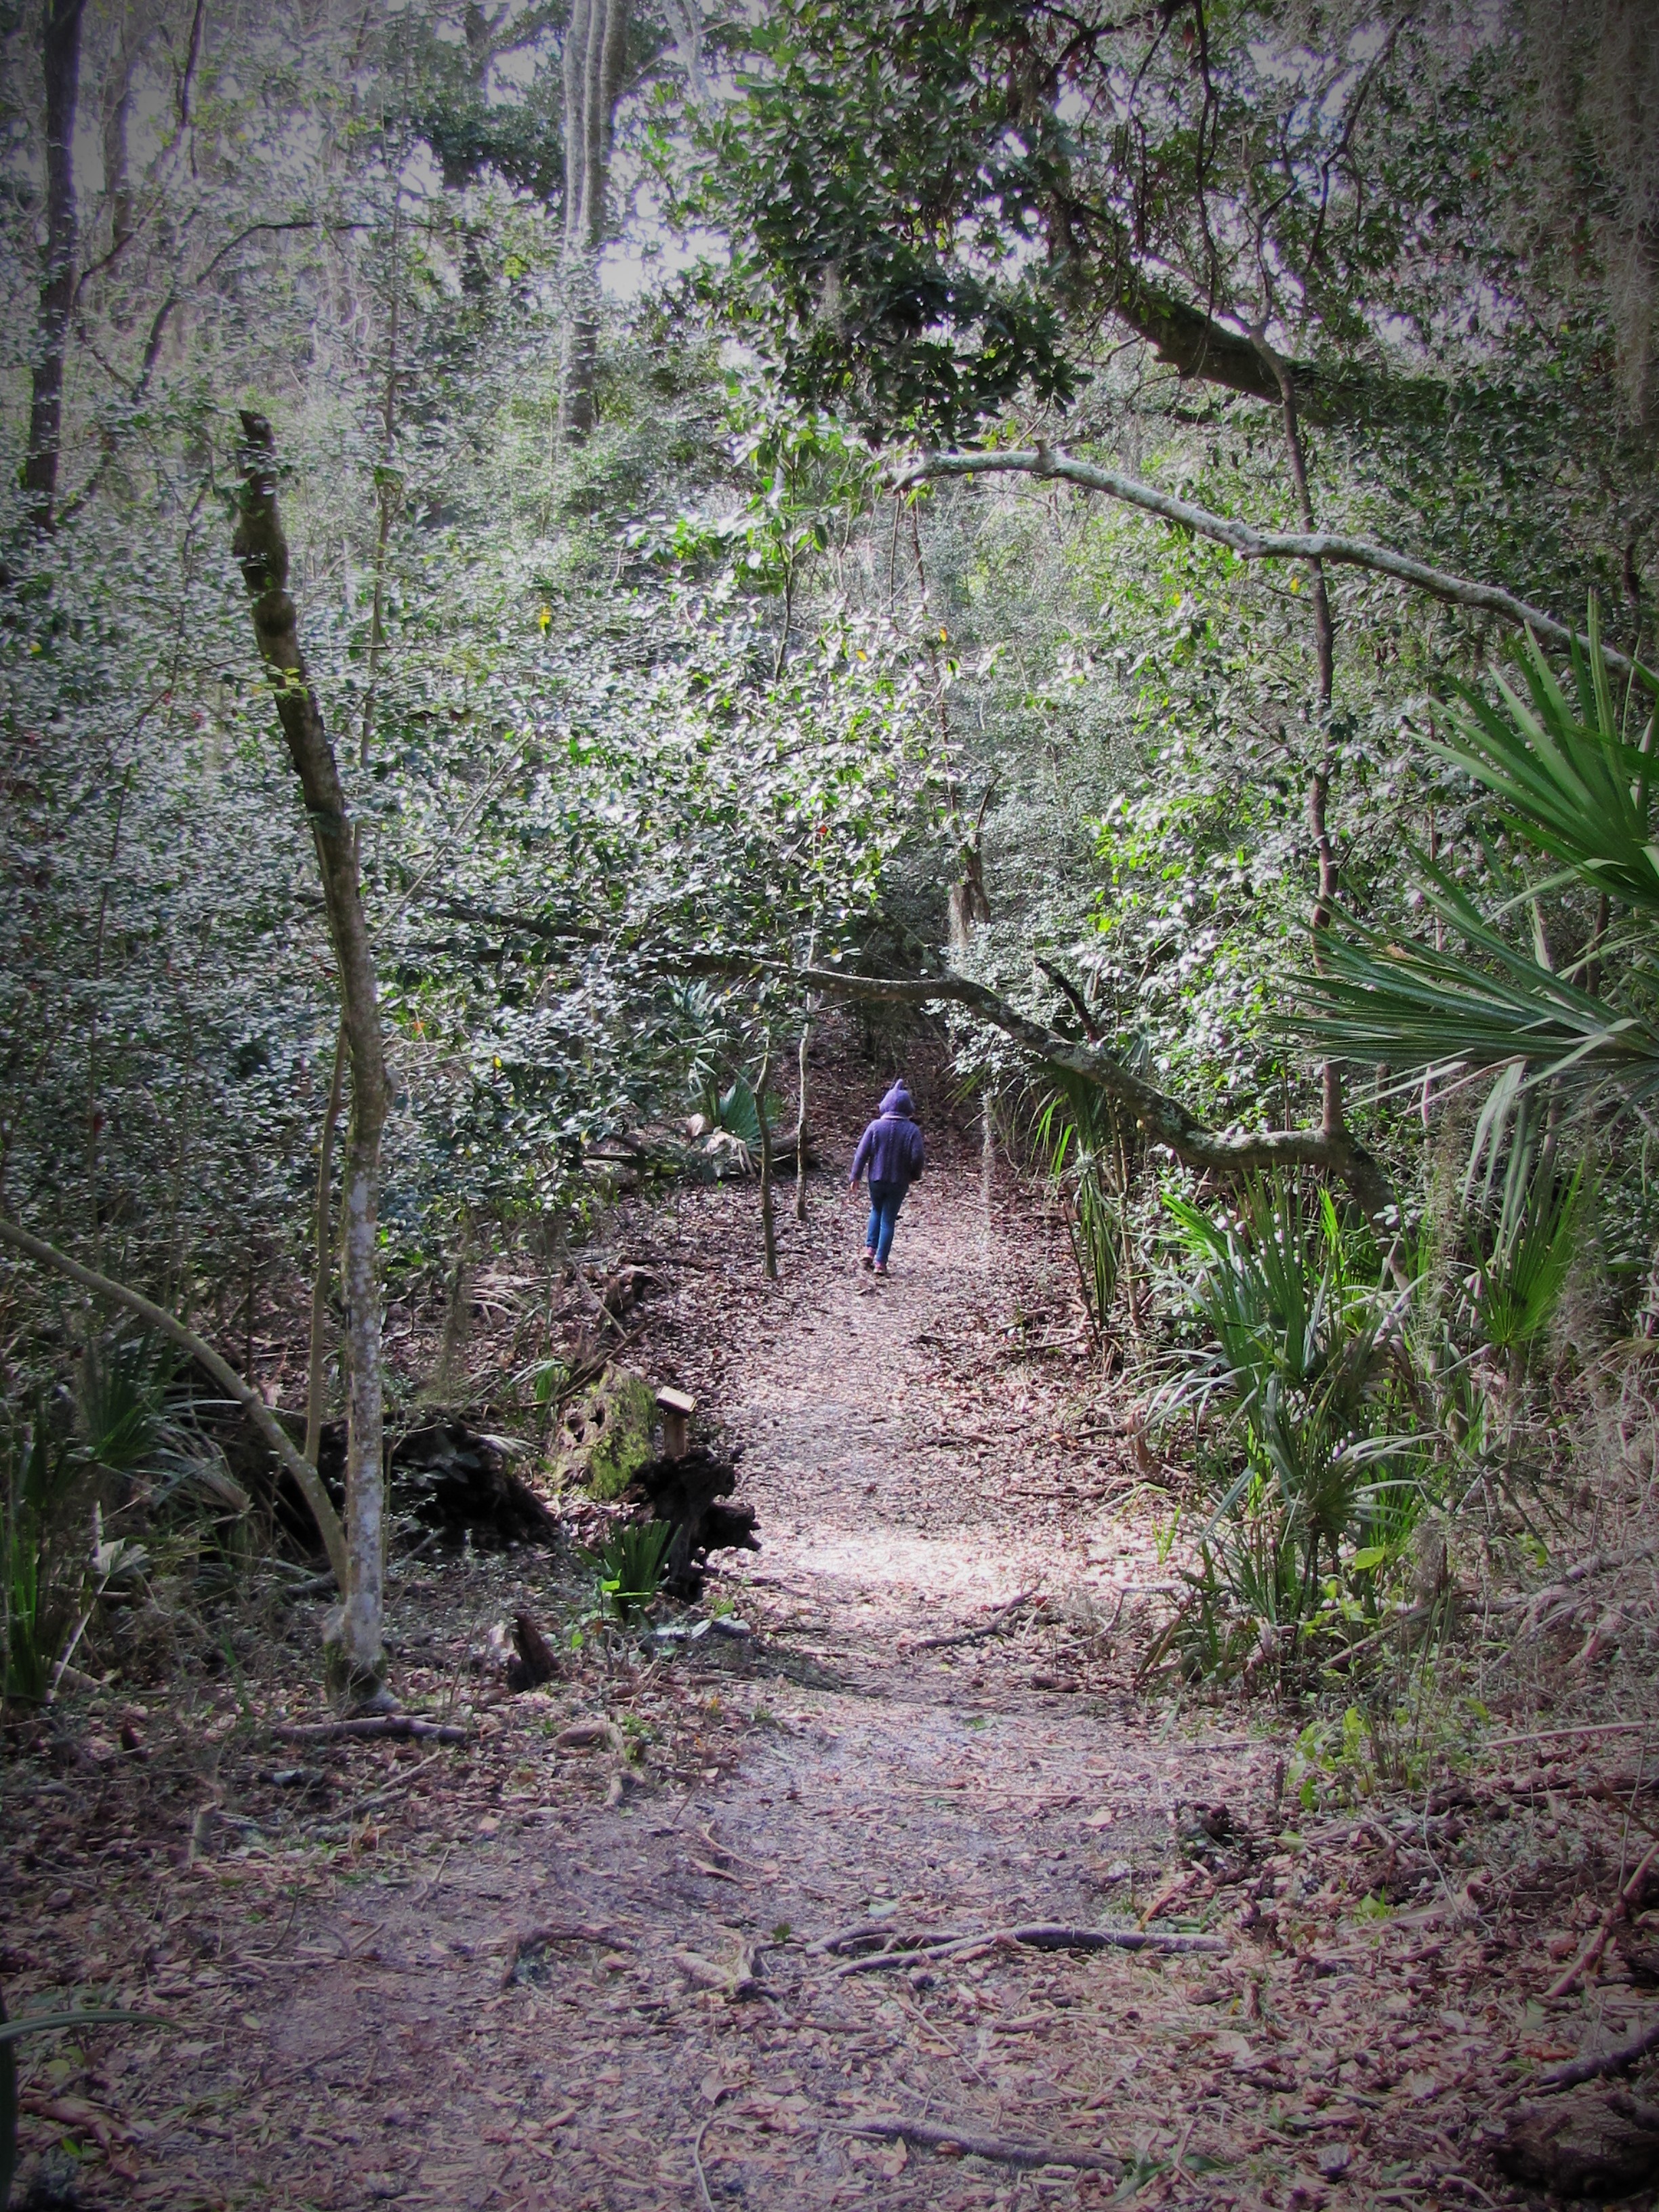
left=413, top=1844, right=453, bottom=1906
left=834, top=1921, right=1226, bottom=1975
left=270, top=1715, right=468, bottom=1743
left=911, top=1588, right=1039, bottom=1652
left=502, top=1923, right=632, bottom=1986
left=1534, top=2013, right=1659, bottom=2093
left=834, top=2115, right=1122, bottom=2173
left=809, top=1918, right=956, bottom=1956
left=319, top=1748, right=447, bottom=1830
left=691, top=2110, right=721, bottom=2211
left=1545, top=1835, right=1659, bottom=1999
left=1487, top=1722, right=1654, bottom=1750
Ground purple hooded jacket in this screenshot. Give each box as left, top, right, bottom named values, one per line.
left=850, top=1082, right=926, bottom=1188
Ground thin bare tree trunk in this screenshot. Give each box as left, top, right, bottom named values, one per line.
left=756, top=1044, right=777, bottom=1279
left=1255, top=334, right=1346, bottom=1145
left=794, top=1012, right=813, bottom=1223
left=24, top=0, right=87, bottom=532
left=559, top=0, right=628, bottom=442
left=232, top=411, right=390, bottom=1704
left=361, top=183, right=403, bottom=766
left=304, top=1018, right=347, bottom=1469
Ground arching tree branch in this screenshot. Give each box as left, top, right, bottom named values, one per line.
left=794, top=964, right=1395, bottom=1216
left=0, top=1213, right=348, bottom=1593
left=890, top=447, right=1652, bottom=678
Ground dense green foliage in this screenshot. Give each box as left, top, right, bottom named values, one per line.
left=3, top=0, right=1657, bottom=1699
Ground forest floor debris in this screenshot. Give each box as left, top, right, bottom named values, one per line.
left=3, top=1042, right=1657, bottom=2208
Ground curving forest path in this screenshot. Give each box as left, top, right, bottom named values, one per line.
left=5, top=1036, right=1568, bottom=2212
left=272, top=1060, right=1284, bottom=2212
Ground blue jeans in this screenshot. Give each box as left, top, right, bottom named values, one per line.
left=865, top=1179, right=906, bottom=1265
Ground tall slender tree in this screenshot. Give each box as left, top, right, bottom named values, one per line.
left=23, top=0, right=87, bottom=532
left=558, top=0, right=628, bottom=441
left=232, top=411, right=392, bottom=1706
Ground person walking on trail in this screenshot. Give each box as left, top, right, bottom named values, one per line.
left=849, top=1080, right=925, bottom=1277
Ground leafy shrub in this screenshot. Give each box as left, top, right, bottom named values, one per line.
left=1035, top=1072, right=1131, bottom=1340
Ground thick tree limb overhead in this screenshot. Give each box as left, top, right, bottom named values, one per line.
left=1091, top=268, right=1441, bottom=432
left=891, top=447, right=1653, bottom=678
left=795, top=964, right=1393, bottom=1216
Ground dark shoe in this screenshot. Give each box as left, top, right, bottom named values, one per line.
left=872, top=1262, right=888, bottom=1277
left=859, top=1250, right=874, bottom=1271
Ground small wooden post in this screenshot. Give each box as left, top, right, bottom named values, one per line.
left=656, top=1386, right=695, bottom=1460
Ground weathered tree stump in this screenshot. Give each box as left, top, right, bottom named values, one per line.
left=628, top=1446, right=758, bottom=1597
left=508, top=1611, right=560, bottom=1691
left=1492, top=2091, right=1659, bottom=2198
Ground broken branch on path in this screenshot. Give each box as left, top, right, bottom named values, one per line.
left=1534, top=2015, right=1659, bottom=2094
left=270, top=1715, right=468, bottom=1743
left=834, top=2114, right=1123, bottom=2174
left=910, top=1587, right=1039, bottom=1651
left=833, top=1921, right=1227, bottom=1975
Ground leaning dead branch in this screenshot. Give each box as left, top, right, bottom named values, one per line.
left=0, top=1212, right=349, bottom=1591
left=796, top=963, right=1395, bottom=1216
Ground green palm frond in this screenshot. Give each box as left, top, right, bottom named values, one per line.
left=1301, top=608, right=1659, bottom=1101
left=1305, top=869, right=1659, bottom=1097
left=1436, top=605, right=1659, bottom=919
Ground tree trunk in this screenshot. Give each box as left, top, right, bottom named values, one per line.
left=755, top=1044, right=778, bottom=1279
left=100, top=24, right=140, bottom=270
left=23, top=0, right=87, bottom=532
left=304, top=1018, right=347, bottom=1469
left=1254, top=335, right=1347, bottom=1149
left=558, top=0, right=628, bottom=442
left=361, top=183, right=403, bottom=766
left=232, top=411, right=391, bottom=1704
left=794, top=1011, right=813, bottom=1223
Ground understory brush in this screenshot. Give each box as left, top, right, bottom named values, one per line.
left=1033, top=1071, right=1141, bottom=1349
left=1145, top=1141, right=1593, bottom=1694
left=1, top=1330, right=262, bottom=1715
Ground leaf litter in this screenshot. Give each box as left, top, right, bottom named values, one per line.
left=2, top=1032, right=1656, bottom=2208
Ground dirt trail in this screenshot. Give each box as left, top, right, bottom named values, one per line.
left=12, top=1051, right=1585, bottom=2211
left=228, top=1092, right=1279, bottom=2211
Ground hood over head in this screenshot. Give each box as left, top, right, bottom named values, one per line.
left=878, top=1082, right=914, bottom=1118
